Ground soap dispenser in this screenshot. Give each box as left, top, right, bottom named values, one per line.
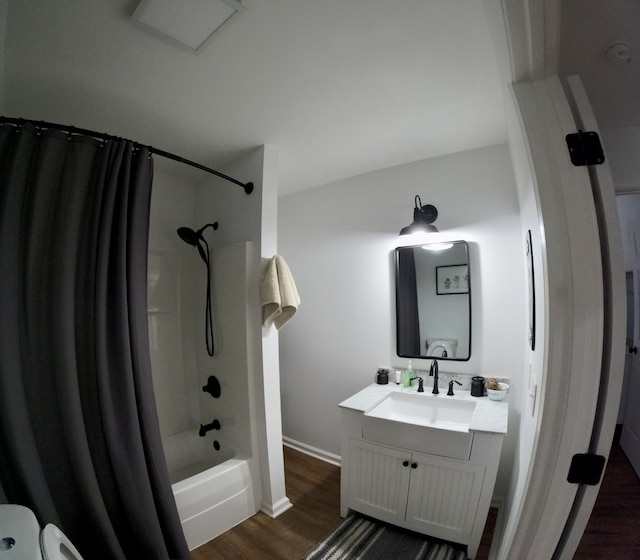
left=404, top=361, right=414, bottom=387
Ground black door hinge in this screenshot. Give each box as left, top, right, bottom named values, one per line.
left=565, top=130, right=605, bottom=166
left=567, top=453, right=606, bottom=485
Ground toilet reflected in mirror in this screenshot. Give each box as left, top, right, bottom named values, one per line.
left=426, top=338, right=458, bottom=358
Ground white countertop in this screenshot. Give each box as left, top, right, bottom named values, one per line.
left=339, top=383, right=508, bottom=435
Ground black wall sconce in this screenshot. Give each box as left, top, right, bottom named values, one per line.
left=399, top=195, right=439, bottom=235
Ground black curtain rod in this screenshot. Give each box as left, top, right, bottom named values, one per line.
left=0, top=117, right=254, bottom=195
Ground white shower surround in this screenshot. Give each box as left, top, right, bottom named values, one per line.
left=148, top=171, right=261, bottom=549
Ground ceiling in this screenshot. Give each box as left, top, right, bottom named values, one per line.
left=559, top=0, right=640, bottom=131
left=4, top=0, right=508, bottom=196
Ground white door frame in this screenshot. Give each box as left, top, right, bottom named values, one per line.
left=550, top=75, right=626, bottom=558
left=485, top=2, right=627, bottom=558
left=496, top=74, right=610, bottom=560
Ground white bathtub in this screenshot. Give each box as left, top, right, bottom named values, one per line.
left=171, top=457, right=259, bottom=550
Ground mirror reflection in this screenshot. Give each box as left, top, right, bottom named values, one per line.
left=395, top=241, right=471, bottom=360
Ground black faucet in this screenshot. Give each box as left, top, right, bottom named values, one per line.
left=429, top=359, right=439, bottom=394
left=447, top=379, right=463, bottom=396
left=199, top=419, right=221, bottom=437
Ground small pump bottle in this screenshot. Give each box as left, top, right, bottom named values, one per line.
left=404, top=360, right=414, bottom=387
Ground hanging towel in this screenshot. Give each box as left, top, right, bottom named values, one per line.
left=260, top=255, right=301, bottom=329
left=261, top=256, right=282, bottom=325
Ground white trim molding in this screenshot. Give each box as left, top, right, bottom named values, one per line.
left=283, top=436, right=341, bottom=467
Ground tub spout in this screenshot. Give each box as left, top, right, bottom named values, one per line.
left=199, top=419, right=221, bottom=437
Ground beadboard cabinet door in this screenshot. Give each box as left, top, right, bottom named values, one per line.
left=404, top=451, right=485, bottom=542
left=348, top=439, right=411, bottom=525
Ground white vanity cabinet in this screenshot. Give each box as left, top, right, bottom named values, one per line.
left=340, top=385, right=508, bottom=560
left=348, top=439, right=485, bottom=541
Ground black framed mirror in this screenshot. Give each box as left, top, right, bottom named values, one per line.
left=395, top=241, right=471, bottom=360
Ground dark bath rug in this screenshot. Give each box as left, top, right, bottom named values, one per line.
left=304, top=514, right=467, bottom=560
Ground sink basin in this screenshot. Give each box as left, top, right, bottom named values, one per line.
left=362, top=392, right=477, bottom=460
left=365, top=392, right=476, bottom=432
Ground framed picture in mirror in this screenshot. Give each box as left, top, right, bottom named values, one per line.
left=436, top=264, right=469, bottom=295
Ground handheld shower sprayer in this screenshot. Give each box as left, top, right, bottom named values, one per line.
left=177, top=221, right=219, bottom=356
left=177, top=222, right=218, bottom=265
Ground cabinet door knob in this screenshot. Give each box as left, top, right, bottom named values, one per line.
left=402, top=460, right=409, bottom=467
left=411, top=462, right=418, bottom=469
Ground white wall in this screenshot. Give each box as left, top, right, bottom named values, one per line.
left=278, top=144, right=526, bottom=499
left=601, top=127, right=640, bottom=192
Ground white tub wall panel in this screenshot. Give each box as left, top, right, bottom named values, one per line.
left=148, top=252, right=203, bottom=442
left=162, top=428, right=217, bottom=476
left=148, top=171, right=204, bottom=469
left=177, top=252, right=202, bottom=430
left=147, top=251, right=178, bottom=314
left=193, top=168, right=256, bottom=462
left=195, top=242, right=253, bottom=461
left=148, top=284, right=185, bottom=436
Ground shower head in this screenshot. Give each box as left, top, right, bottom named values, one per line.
left=177, top=222, right=219, bottom=264
left=177, top=222, right=219, bottom=246
left=177, top=226, right=200, bottom=246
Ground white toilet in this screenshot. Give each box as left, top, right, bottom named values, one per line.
left=0, top=504, right=84, bottom=560
left=426, top=338, right=458, bottom=357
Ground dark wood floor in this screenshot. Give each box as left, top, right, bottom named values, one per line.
left=191, top=447, right=342, bottom=560
left=191, top=446, right=496, bottom=559
left=575, top=441, right=640, bottom=559
left=191, top=441, right=640, bottom=559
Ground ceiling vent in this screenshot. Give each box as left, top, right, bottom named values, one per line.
left=604, top=40, right=632, bottom=64
left=132, top=0, right=245, bottom=54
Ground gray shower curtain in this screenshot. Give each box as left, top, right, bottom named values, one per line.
left=0, top=122, right=189, bottom=559
left=396, top=247, right=421, bottom=356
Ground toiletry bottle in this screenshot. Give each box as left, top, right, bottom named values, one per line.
left=404, top=360, right=414, bottom=387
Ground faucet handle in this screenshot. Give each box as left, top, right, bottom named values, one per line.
left=447, top=380, right=463, bottom=396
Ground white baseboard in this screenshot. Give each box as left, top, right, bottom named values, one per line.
left=261, top=496, right=293, bottom=518
left=283, top=436, right=341, bottom=467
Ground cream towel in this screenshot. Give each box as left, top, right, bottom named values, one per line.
left=260, top=256, right=282, bottom=325
left=260, top=255, right=301, bottom=329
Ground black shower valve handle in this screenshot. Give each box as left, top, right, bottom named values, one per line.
left=202, top=375, right=221, bottom=398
